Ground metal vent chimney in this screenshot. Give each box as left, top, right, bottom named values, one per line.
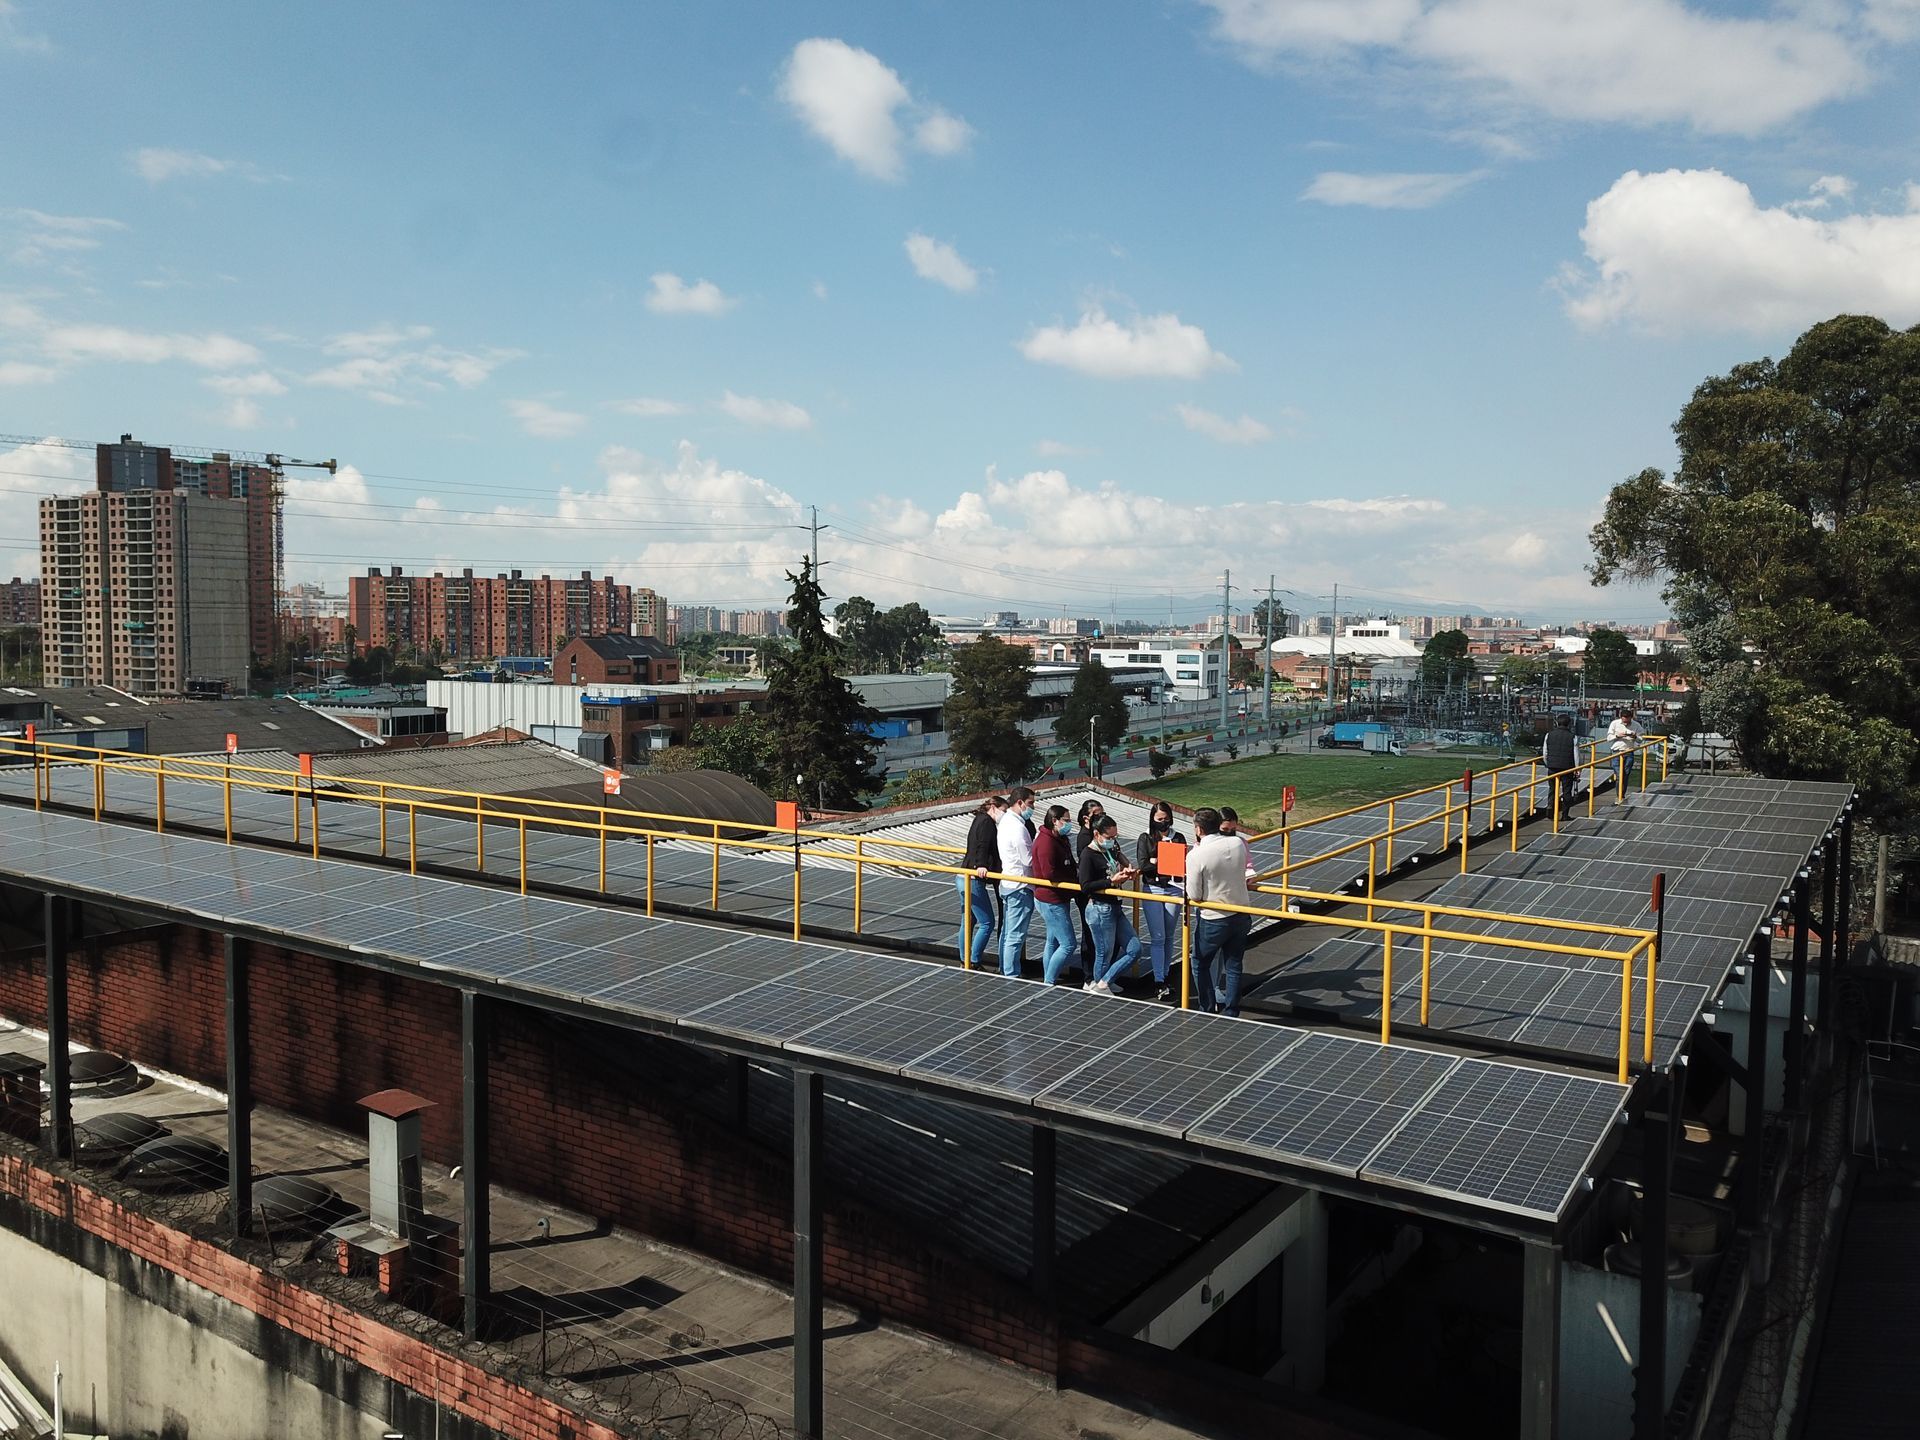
left=358, top=1088, right=434, bottom=1237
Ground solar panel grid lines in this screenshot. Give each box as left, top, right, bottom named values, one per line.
left=1515, top=970, right=1707, bottom=1066
left=1185, top=1034, right=1459, bottom=1176
left=1360, top=1063, right=1628, bottom=1218
left=1386, top=951, right=1568, bottom=1042
left=902, top=984, right=1170, bottom=1102
left=1661, top=895, right=1773, bottom=942
left=1035, top=1011, right=1306, bottom=1136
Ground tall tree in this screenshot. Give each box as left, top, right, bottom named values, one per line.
left=832, top=596, right=882, bottom=670
left=688, top=714, right=776, bottom=790
left=1583, top=627, right=1638, bottom=685
left=1055, top=660, right=1129, bottom=769
left=946, top=635, right=1039, bottom=782
left=1419, top=629, right=1472, bottom=687
left=881, top=601, right=940, bottom=672
left=765, top=559, right=885, bottom=809
left=1589, top=313, right=1920, bottom=821
left=1250, top=597, right=1289, bottom=637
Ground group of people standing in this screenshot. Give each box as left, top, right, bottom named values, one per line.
left=958, top=789, right=1256, bottom=1015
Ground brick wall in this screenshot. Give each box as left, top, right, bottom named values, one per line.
left=0, top=1149, right=619, bottom=1440
left=0, top=922, right=1057, bottom=1372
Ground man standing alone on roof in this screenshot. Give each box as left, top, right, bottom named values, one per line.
left=1543, top=714, right=1578, bottom=811
left=996, top=787, right=1038, bottom=978
left=1188, top=808, right=1252, bottom=1016
left=1607, top=707, right=1642, bottom=786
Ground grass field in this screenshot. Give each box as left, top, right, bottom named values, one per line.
left=1143, top=750, right=1508, bottom=829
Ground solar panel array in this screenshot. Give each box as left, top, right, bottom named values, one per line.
left=0, top=806, right=1625, bottom=1224
left=1255, top=772, right=1849, bottom=1067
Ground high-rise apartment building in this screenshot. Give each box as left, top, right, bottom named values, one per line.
left=346, top=567, right=655, bottom=661
left=171, top=452, right=278, bottom=661
left=39, top=489, right=249, bottom=694
left=0, top=577, right=41, bottom=627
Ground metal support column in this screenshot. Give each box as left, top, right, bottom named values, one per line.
left=43, top=893, right=72, bottom=1161
left=1786, top=876, right=1810, bottom=1111
left=224, top=935, right=252, bottom=1236
left=1817, top=836, right=1838, bottom=1035
left=1282, top=1189, right=1328, bottom=1393
left=1741, top=928, right=1772, bottom=1232
left=1837, top=811, right=1855, bottom=965
left=793, top=1068, right=824, bottom=1439
left=461, top=990, right=491, bottom=1340
left=1635, top=1072, right=1673, bottom=1440
left=1520, top=1240, right=1562, bottom=1440
left=1030, top=1126, right=1056, bottom=1298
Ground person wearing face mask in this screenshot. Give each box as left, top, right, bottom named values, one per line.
left=1215, top=807, right=1258, bottom=1006
left=1077, top=814, right=1142, bottom=995
left=995, top=786, right=1038, bottom=977
left=1073, top=798, right=1106, bottom=965
left=1135, top=799, right=1187, bottom=1003
left=1028, top=804, right=1081, bottom=985
left=956, top=794, right=1004, bottom=967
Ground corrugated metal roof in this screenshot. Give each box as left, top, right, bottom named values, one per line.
left=307, top=741, right=605, bottom=796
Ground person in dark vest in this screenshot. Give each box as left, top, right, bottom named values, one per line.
left=1543, top=713, right=1578, bottom=810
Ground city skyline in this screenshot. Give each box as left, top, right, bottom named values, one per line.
left=5, top=4, right=1919, bottom=621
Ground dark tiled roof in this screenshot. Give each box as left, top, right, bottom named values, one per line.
left=571, top=635, right=676, bottom=663
left=31, top=688, right=370, bottom=755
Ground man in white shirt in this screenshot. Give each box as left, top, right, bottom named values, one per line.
left=1187, top=808, right=1252, bottom=1016
left=995, top=786, right=1038, bottom=977
left=1607, top=709, right=1642, bottom=787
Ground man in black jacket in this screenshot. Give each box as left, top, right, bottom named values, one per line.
left=1542, top=714, right=1578, bottom=811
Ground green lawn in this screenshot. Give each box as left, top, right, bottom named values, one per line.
left=1144, top=750, right=1508, bottom=829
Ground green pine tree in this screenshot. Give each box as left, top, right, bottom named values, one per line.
left=763, top=559, right=885, bottom=810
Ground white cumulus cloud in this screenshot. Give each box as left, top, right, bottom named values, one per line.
left=780, top=38, right=972, bottom=181
left=204, top=371, right=287, bottom=398
left=644, top=272, right=739, bottom=315
left=131, top=147, right=278, bottom=183
left=509, top=399, right=589, bottom=438
left=1200, top=0, right=1877, bottom=134
left=43, top=322, right=259, bottom=370
left=718, top=391, right=813, bottom=430
left=609, top=396, right=690, bottom=417
left=1562, top=168, right=1920, bottom=334
left=307, top=325, right=520, bottom=401
left=904, top=232, right=979, bottom=292
left=1176, top=404, right=1275, bottom=444
left=1302, top=170, right=1485, bottom=208
left=1019, top=307, right=1235, bottom=380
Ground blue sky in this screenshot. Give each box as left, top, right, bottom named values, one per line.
left=4, top=1, right=1919, bottom=624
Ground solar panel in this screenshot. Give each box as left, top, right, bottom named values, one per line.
left=594, top=936, right=823, bottom=1020
left=785, top=966, right=1037, bottom=1071
left=1515, top=969, right=1707, bottom=1066
left=1674, top=866, right=1790, bottom=907
left=1662, top=895, right=1770, bottom=941
left=1036, top=1010, right=1305, bottom=1136
left=1388, top=952, right=1567, bottom=1042
left=904, top=984, right=1167, bottom=1100
left=506, top=939, right=748, bottom=998
left=1187, top=1034, right=1457, bottom=1174
left=1362, top=1063, right=1626, bottom=1218
left=685, top=955, right=934, bottom=1042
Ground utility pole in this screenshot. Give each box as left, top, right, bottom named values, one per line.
left=1329, top=582, right=1340, bottom=721
left=795, top=505, right=829, bottom=575
left=1263, top=573, right=1276, bottom=729
left=1219, top=568, right=1232, bottom=731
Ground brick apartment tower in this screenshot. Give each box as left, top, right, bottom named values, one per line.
left=37, top=436, right=252, bottom=695
left=347, top=567, right=654, bottom=662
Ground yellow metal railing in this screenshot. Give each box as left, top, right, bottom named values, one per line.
left=1, top=734, right=1665, bottom=1079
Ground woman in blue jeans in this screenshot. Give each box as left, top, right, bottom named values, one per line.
left=1029, top=804, right=1081, bottom=984
left=1077, top=815, right=1142, bottom=994
left=954, top=795, right=1003, bottom=966
left=1134, top=800, right=1187, bottom=1002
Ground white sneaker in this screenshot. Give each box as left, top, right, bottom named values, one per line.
left=1082, top=981, right=1099, bottom=992
left=1088, top=980, right=1110, bottom=995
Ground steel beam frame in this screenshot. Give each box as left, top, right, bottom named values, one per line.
left=1786, top=876, right=1810, bottom=1110
left=1741, top=928, right=1772, bottom=1231
left=1521, top=1240, right=1562, bottom=1440
left=793, top=1068, right=824, bottom=1439
left=1817, top=836, right=1838, bottom=1036
left=462, top=989, right=491, bottom=1339
left=43, top=892, right=72, bottom=1161
left=224, top=934, right=252, bottom=1236
left=1030, top=1125, right=1056, bottom=1298
left=1634, top=1071, right=1673, bottom=1440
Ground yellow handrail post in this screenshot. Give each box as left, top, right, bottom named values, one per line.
left=1385, top=800, right=1396, bottom=872
left=1529, top=760, right=1539, bottom=815
left=378, top=784, right=388, bottom=857
left=1660, top=736, right=1670, bottom=781
left=310, top=776, right=321, bottom=860
left=1280, top=829, right=1291, bottom=910
left=223, top=760, right=233, bottom=843
left=155, top=758, right=166, bottom=833
left=407, top=803, right=417, bottom=874
left=1380, top=931, right=1393, bottom=1046
left=1587, top=752, right=1597, bottom=817
left=1487, top=772, right=1499, bottom=834
left=710, top=822, right=721, bottom=909
left=1180, top=893, right=1193, bottom=1010
left=1459, top=799, right=1472, bottom=875
left=475, top=797, right=486, bottom=872
left=792, top=848, right=803, bottom=943
left=518, top=817, right=528, bottom=895
left=1420, top=911, right=1433, bottom=1027
left=854, top=836, right=865, bottom=935
left=292, top=779, right=300, bottom=842
left=1510, top=788, right=1520, bottom=852
left=1552, top=772, right=1561, bottom=834
left=645, top=832, right=655, bottom=916
left=1367, top=840, right=1377, bottom=900
left=598, top=812, right=608, bottom=893
left=1640, top=742, right=1649, bottom=793
left=1617, top=947, right=1633, bottom=1084
left=93, top=765, right=103, bottom=821
left=29, top=739, right=40, bottom=809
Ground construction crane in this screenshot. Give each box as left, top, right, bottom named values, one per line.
left=0, top=432, right=338, bottom=644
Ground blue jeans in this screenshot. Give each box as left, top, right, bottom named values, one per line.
left=1141, top=884, right=1181, bottom=983
left=1087, top=903, right=1141, bottom=987
left=955, top=875, right=997, bottom=967
left=1038, top=900, right=1078, bottom=984
left=999, top=886, right=1035, bottom=977
left=1193, top=912, right=1251, bottom=1016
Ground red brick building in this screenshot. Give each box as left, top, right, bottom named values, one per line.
left=347, top=567, right=653, bottom=662
left=556, top=633, right=681, bottom=686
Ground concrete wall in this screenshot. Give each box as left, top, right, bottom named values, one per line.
left=1559, top=1260, right=1701, bottom=1440
left=0, top=1220, right=388, bottom=1440
left=182, top=495, right=252, bottom=693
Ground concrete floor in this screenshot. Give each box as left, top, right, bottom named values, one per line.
left=5, top=1017, right=1226, bottom=1440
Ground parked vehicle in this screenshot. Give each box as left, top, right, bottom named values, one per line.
left=1361, top=729, right=1405, bottom=756
left=1320, top=720, right=1396, bottom=750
